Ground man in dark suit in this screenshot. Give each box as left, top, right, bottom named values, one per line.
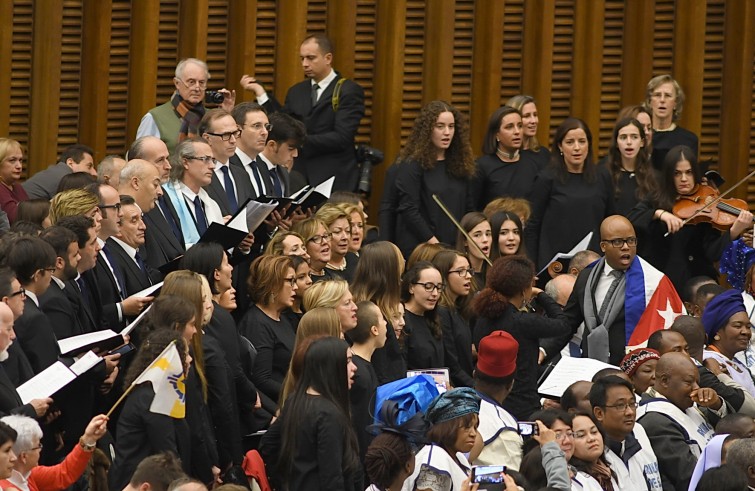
left=22, top=144, right=96, bottom=200
left=106, top=196, right=157, bottom=296
left=257, top=112, right=307, bottom=199
left=230, top=102, right=273, bottom=198
left=4, top=236, right=59, bottom=375
left=242, top=33, right=365, bottom=191
left=199, top=109, right=255, bottom=216
left=0, top=268, right=34, bottom=388
left=127, top=137, right=185, bottom=270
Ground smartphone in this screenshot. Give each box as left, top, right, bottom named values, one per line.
left=517, top=421, right=539, bottom=436
left=471, top=465, right=507, bottom=488
left=107, top=343, right=136, bottom=357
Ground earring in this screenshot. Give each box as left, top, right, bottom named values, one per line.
left=714, top=335, right=721, bottom=341
left=560, top=150, right=563, bottom=156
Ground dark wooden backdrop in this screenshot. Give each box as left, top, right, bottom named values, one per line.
left=1, top=0, right=753, bottom=217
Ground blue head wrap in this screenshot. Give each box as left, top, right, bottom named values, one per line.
left=701, top=289, right=746, bottom=340
left=424, top=387, right=481, bottom=425
left=719, top=239, right=755, bottom=291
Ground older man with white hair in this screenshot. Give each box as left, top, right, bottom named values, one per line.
left=0, top=413, right=108, bottom=491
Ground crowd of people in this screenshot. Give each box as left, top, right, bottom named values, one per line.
left=0, top=32, right=754, bottom=491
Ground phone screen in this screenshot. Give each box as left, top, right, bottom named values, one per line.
left=517, top=421, right=539, bottom=436
left=471, top=465, right=507, bottom=484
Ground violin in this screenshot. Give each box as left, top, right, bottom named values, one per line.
left=672, top=184, right=753, bottom=231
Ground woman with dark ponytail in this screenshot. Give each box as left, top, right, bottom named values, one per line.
left=473, top=256, right=570, bottom=420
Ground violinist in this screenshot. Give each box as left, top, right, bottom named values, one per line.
left=628, top=145, right=753, bottom=291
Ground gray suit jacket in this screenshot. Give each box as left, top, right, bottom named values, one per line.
left=22, top=162, right=72, bottom=199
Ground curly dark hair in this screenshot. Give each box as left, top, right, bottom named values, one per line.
left=605, top=117, right=656, bottom=203
left=550, top=117, right=596, bottom=184
left=474, top=255, right=534, bottom=319
left=398, top=100, right=475, bottom=179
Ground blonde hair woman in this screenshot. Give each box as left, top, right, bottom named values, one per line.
left=292, top=217, right=339, bottom=282
left=315, top=203, right=357, bottom=282
left=302, top=279, right=358, bottom=334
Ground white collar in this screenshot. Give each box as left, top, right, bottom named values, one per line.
left=258, top=152, right=276, bottom=171
left=8, top=468, right=30, bottom=490
left=110, top=237, right=138, bottom=261
left=602, top=262, right=618, bottom=278
left=178, top=181, right=200, bottom=201
left=235, top=148, right=257, bottom=165
left=51, top=276, right=65, bottom=289
left=25, top=289, right=39, bottom=307
left=313, top=69, right=337, bottom=89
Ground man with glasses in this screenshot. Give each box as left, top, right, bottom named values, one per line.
left=137, top=58, right=235, bottom=154
left=541, top=215, right=684, bottom=366
left=231, top=102, right=274, bottom=198
left=590, top=375, right=662, bottom=490
left=241, top=34, right=365, bottom=191
left=199, top=109, right=254, bottom=216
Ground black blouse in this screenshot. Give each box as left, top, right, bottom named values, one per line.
left=239, top=304, right=296, bottom=404
left=473, top=151, right=542, bottom=209
left=404, top=310, right=444, bottom=370
left=437, top=306, right=474, bottom=387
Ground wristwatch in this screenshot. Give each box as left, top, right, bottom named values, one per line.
left=79, top=438, right=96, bottom=452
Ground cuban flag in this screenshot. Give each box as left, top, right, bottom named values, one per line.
left=624, top=255, right=685, bottom=351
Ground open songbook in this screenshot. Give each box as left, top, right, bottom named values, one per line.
left=16, top=350, right=102, bottom=403
left=537, top=232, right=594, bottom=276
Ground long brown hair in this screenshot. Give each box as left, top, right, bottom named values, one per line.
left=351, top=241, right=404, bottom=321
left=398, top=100, right=475, bottom=178
left=605, top=118, right=656, bottom=202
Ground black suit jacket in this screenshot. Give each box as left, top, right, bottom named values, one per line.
left=105, top=238, right=153, bottom=297
left=1, top=343, right=34, bottom=387
left=39, top=280, right=88, bottom=340
left=229, top=154, right=269, bottom=199
left=204, top=163, right=255, bottom=216
left=84, top=254, right=125, bottom=331
left=542, top=263, right=628, bottom=366
left=13, top=298, right=60, bottom=374
left=0, top=364, right=35, bottom=418
left=264, top=72, right=365, bottom=191
left=143, top=194, right=185, bottom=271
left=63, top=278, right=98, bottom=334
left=257, top=154, right=291, bottom=198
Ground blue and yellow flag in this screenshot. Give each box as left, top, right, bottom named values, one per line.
left=132, top=342, right=186, bottom=418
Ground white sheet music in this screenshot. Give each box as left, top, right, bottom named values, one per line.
left=133, top=282, right=163, bottom=298
left=538, top=356, right=618, bottom=398
left=537, top=232, right=594, bottom=276
left=121, top=304, right=152, bottom=336
left=16, top=362, right=76, bottom=404
left=70, top=350, right=101, bottom=376
left=58, top=329, right=120, bottom=356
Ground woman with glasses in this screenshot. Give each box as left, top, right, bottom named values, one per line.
left=474, top=256, right=569, bottom=420
left=394, top=100, right=476, bottom=258
left=0, top=139, right=29, bottom=224
left=400, top=261, right=445, bottom=371
left=316, top=203, right=359, bottom=282
left=519, top=409, right=574, bottom=490
left=239, top=255, right=299, bottom=406
left=628, top=145, right=752, bottom=291
left=432, top=250, right=476, bottom=388
left=292, top=218, right=340, bottom=283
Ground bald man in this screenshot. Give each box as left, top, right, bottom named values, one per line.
left=118, top=160, right=163, bottom=213
left=544, top=274, right=576, bottom=307
left=637, top=352, right=727, bottom=490
left=542, top=215, right=683, bottom=365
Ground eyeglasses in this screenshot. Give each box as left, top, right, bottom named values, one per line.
left=185, top=155, right=215, bottom=164
left=42, top=268, right=56, bottom=274
left=29, top=443, right=43, bottom=451
left=206, top=130, right=242, bottom=141
left=175, top=77, right=207, bottom=89
left=8, top=287, right=25, bottom=298
left=604, top=401, right=638, bottom=412
left=413, top=282, right=446, bottom=293
left=449, top=268, right=474, bottom=278
left=554, top=431, right=574, bottom=441
left=308, top=232, right=332, bottom=245
left=244, top=122, right=273, bottom=131
left=601, top=236, right=638, bottom=248
left=284, top=276, right=297, bottom=287
left=99, top=203, right=122, bottom=212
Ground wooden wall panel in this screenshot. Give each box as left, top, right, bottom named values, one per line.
left=155, top=2, right=179, bottom=107
left=206, top=0, right=229, bottom=95
left=522, top=0, right=555, bottom=148
left=106, top=1, right=130, bottom=155
left=178, top=0, right=209, bottom=61
left=126, top=0, right=160, bottom=144
left=59, top=0, right=84, bottom=155
left=598, top=1, right=624, bottom=154
left=652, top=0, right=675, bottom=76
left=253, top=2, right=277, bottom=99
left=0, top=1, right=13, bottom=137
left=549, top=0, right=574, bottom=138
left=327, top=0, right=357, bottom=78
left=8, top=0, right=33, bottom=158
left=273, top=0, right=307, bottom=99
left=620, top=0, right=654, bottom=106
left=80, top=0, right=112, bottom=161
left=421, top=1, right=454, bottom=103
left=673, top=1, right=706, bottom=137
left=353, top=0, right=376, bottom=145
left=700, top=0, right=724, bottom=164
left=451, top=0, right=474, bottom=117
left=226, top=0, right=258, bottom=102
left=571, top=0, right=605, bottom=154
left=501, top=0, right=524, bottom=103
left=401, top=1, right=425, bottom=139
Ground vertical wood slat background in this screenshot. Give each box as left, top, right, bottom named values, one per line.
left=2, top=0, right=754, bottom=219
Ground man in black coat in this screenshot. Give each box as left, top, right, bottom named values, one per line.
left=241, top=33, right=365, bottom=191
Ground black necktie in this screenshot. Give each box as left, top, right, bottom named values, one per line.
left=219, top=165, right=238, bottom=213
left=249, top=160, right=266, bottom=196
left=599, top=270, right=623, bottom=321
left=270, top=167, right=283, bottom=197
left=75, top=277, right=90, bottom=309
left=311, top=83, right=319, bottom=106
left=134, top=251, right=152, bottom=285
left=193, top=196, right=208, bottom=234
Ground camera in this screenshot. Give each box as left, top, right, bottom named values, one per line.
left=517, top=421, right=539, bottom=436
left=205, top=90, right=224, bottom=104
left=355, top=145, right=384, bottom=196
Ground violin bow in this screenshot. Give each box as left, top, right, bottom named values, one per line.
left=666, top=167, right=755, bottom=237
left=432, top=194, right=493, bottom=267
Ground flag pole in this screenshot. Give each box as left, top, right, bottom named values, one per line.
left=105, top=340, right=178, bottom=417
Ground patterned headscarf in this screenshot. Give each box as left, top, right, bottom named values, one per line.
left=424, top=387, right=480, bottom=425
left=620, top=348, right=660, bottom=377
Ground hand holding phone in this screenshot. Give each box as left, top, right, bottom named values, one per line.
left=517, top=421, right=539, bottom=437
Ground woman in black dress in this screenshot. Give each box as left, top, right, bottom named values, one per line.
left=395, top=100, right=476, bottom=258
left=401, top=261, right=445, bottom=370
left=456, top=212, right=492, bottom=288
left=239, top=255, right=299, bottom=405
left=506, top=95, right=552, bottom=169
left=645, top=75, right=699, bottom=171
left=524, top=118, right=612, bottom=272
left=474, top=105, right=542, bottom=209
left=628, top=145, right=753, bottom=291
left=603, top=117, right=657, bottom=217
left=432, top=250, right=475, bottom=388
left=351, top=241, right=407, bottom=384
left=277, top=337, right=361, bottom=491
left=474, top=256, right=569, bottom=420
